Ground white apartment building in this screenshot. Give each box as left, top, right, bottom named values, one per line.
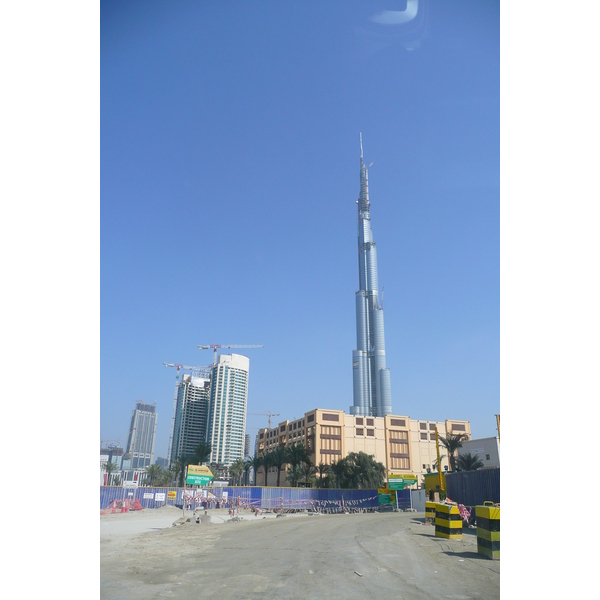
left=458, top=436, right=500, bottom=468
left=206, top=354, right=249, bottom=466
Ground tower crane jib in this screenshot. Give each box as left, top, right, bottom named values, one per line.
left=197, top=344, right=264, bottom=365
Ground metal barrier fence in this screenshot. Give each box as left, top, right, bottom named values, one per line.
left=395, top=489, right=412, bottom=511
left=101, top=486, right=384, bottom=511
left=100, top=486, right=183, bottom=510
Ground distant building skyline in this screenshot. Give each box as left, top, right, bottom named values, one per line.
left=125, top=401, right=157, bottom=469
left=351, top=136, right=392, bottom=418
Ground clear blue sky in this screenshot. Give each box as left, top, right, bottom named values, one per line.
left=101, top=0, right=500, bottom=458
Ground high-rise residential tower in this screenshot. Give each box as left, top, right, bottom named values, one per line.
left=206, top=354, right=249, bottom=466
left=350, top=135, right=393, bottom=417
left=168, top=374, right=211, bottom=467
left=125, top=401, right=157, bottom=469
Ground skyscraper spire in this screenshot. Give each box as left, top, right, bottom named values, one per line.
left=358, top=134, right=370, bottom=214
left=351, top=136, right=392, bottom=417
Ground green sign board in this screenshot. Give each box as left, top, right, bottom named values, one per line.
left=185, top=465, right=214, bottom=486
left=378, top=488, right=396, bottom=505
left=388, top=474, right=418, bottom=490
left=186, top=474, right=213, bottom=486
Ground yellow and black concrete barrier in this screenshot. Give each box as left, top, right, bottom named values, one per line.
left=476, top=504, right=500, bottom=559
left=425, top=501, right=436, bottom=524
left=435, top=503, right=462, bottom=540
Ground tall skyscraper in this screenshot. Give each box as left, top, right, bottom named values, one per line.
left=350, top=135, right=393, bottom=417
left=244, top=433, right=251, bottom=458
left=206, top=354, right=249, bottom=466
left=168, top=374, right=211, bottom=467
left=125, top=401, right=157, bottom=469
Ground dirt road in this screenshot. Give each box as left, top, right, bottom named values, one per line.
left=100, top=507, right=499, bottom=599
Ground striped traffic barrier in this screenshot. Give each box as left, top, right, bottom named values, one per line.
left=435, top=503, right=462, bottom=540
left=476, top=504, right=500, bottom=559
left=425, top=501, right=436, bottom=524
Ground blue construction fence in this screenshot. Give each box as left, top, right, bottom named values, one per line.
left=100, top=486, right=413, bottom=512
left=100, top=486, right=185, bottom=510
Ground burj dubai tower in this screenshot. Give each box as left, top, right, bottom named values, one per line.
left=350, top=135, right=393, bottom=417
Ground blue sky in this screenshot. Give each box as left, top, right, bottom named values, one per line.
left=101, top=1, right=500, bottom=458
left=5, top=1, right=598, bottom=594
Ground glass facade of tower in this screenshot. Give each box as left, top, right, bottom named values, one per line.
left=125, top=401, right=157, bottom=469
left=169, top=374, right=210, bottom=467
left=205, top=354, right=249, bottom=466
left=351, top=136, right=393, bottom=417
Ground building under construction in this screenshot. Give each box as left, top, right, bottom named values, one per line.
left=167, top=354, right=250, bottom=469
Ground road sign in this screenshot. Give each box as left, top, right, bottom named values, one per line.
left=388, top=473, right=418, bottom=490
left=186, top=464, right=214, bottom=486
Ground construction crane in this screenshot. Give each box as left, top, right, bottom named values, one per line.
left=197, top=344, right=264, bottom=366
left=163, top=362, right=212, bottom=378
left=163, top=362, right=212, bottom=465
left=495, top=414, right=500, bottom=442
left=248, top=411, right=281, bottom=430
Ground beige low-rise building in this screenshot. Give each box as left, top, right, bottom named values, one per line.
left=255, top=408, right=470, bottom=487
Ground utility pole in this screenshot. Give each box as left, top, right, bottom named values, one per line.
left=434, top=426, right=445, bottom=500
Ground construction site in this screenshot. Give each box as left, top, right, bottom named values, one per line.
left=100, top=502, right=500, bottom=600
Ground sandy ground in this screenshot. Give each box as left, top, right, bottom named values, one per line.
left=100, top=506, right=499, bottom=599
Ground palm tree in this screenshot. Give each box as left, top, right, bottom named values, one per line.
left=250, top=454, right=262, bottom=486
left=299, top=461, right=317, bottom=487
left=174, top=455, right=193, bottom=487
left=145, top=464, right=162, bottom=486
left=271, top=446, right=288, bottom=487
left=157, top=468, right=174, bottom=487
left=171, top=459, right=184, bottom=487
left=457, top=452, right=484, bottom=471
left=285, top=463, right=303, bottom=488
left=243, top=460, right=252, bottom=486
left=103, top=460, right=119, bottom=486
left=439, top=432, right=469, bottom=472
left=316, top=462, right=329, bottom=488
left=229, top=458, right=245, bottom=486
left=284, top=443, right=311, bottom=487
left=193, top=441, right=212, bottom=465
left=261, top=451, right=273, bottom=486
